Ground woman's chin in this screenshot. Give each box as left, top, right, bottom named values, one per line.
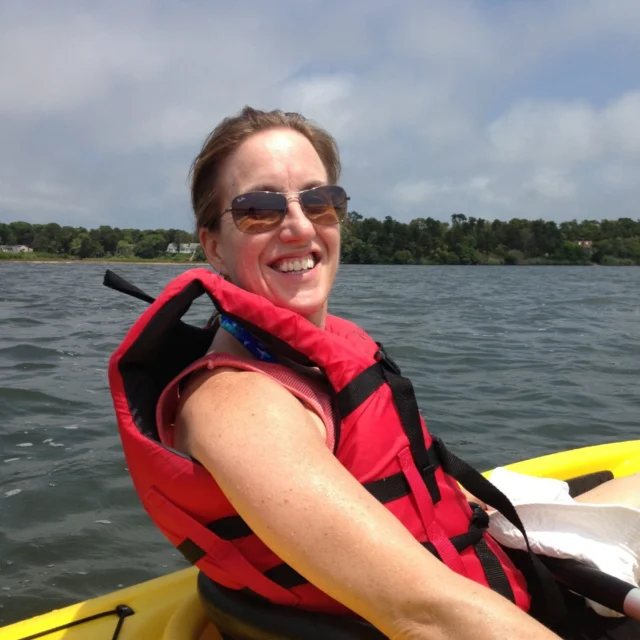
left=272, top=294, right=326, bottom=324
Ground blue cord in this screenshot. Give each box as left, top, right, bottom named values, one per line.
left=219, top=315, right=278, bottom=363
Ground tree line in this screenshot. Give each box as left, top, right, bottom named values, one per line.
left=0, top=222, right=197, bottom=260
left=1, top=215, right=640, bottom=265
left=342, top=213, right=640, bottom=265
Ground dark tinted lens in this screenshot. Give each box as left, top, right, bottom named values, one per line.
left=231, top=192, right=287, bottom=233
left=300, top=185, right=347, bottom=225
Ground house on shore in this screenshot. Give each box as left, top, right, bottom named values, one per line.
left=0, top=245, right=33, bottom=253
left=165, top=242, right=200, bottom=254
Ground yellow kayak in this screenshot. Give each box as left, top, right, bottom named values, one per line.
left=3, top=439, right=640, bottom=640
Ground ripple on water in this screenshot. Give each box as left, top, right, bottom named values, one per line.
left=0, top=387, right=94, bottom=419
left=0, top=344, right=62, bottom=361
left=1, top=317, right=47, bottom=328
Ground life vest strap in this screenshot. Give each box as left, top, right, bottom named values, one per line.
left=378, top=356, right=442, bottom=504
left=433, top=438, right=567, bottom=624
left=336, top=362, right=386, bottom=419
left=362, top=448, right=440, bottom=504
left=207, top=515, right=253, bottom=540
left=145, top=487, right=299, bottom=605
left=263, top=564, right=308, bottom=589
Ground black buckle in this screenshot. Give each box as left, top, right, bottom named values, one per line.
left=468, top=502, right=490, bottom=530
left=418, top=447, right=442, bottom=504
left=419, top=463, right=437, bottom=480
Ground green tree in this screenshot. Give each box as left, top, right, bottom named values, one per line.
left=133, top=233, right=166, bottom=259
left=116, top=240, right=134, bottom=255
left=9, top=221, right=34, bottom=245
left=70, top=233, right=104, bottom=259
left=393, top=249, right=414, bottom=265
left=0, top=223, right=17, bottom=245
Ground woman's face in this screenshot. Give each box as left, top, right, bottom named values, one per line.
left=200, top=128, right=341, bottom=328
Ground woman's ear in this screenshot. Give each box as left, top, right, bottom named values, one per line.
left=199, top=227, right=227, bottom=276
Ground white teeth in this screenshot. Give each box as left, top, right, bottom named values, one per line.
left=274, top=255, right=316, bottom=273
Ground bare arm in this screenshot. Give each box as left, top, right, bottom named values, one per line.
left=178, top=370, right=560, bottom=640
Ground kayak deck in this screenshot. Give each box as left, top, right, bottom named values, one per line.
left=2, top=439, right=640, bottom=640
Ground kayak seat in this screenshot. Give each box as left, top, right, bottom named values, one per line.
left=196, top=572, right=386, bottom=640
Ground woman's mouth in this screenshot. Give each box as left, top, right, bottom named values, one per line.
left=270, top=252, right=320, bottom=274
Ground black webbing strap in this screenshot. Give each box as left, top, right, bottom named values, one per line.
left=421, top=503, right=516, bottom=603
left=473, top=538, right=517, bottom=602
left=264, top=563, right=308, bottom=588
left=176, top=537, right=207, bottom=564
left=422, top=503, right=486, bottom=555
left=336, top=362, right=386, bottom=419
left=374, top=346, right=562, bottom=617
left=432, top=438, right=567, bottom=623
left=363, top=472, right=410, bottom=503
left=379, top=357, right=441, bottom=504
left=182, top=521, right=309, bottom=589
left=207, top=515, right=254, bottom=540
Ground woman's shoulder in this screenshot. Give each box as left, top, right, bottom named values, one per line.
left=175, top=352, right=330, bottom=453
left=179, top=354, right=287, bottom=413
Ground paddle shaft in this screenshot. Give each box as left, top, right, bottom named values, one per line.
left=541, top=556, right=640, bottom=620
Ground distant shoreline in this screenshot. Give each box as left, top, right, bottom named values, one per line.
left=1, top=257, right=629, bottom=267
left=1, top=256, right=637, bottom=267
left=1, top=258, right=210, bottom=265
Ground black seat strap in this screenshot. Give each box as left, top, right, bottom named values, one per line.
left=373, top=347, right=563, bottom=617
left=474, top=538, right=517, bottom=602
left=421, top=503, right=516, bottom=604
left=433, top=438, right=567, bottom=624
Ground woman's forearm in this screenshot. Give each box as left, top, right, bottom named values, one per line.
left=388, top=576, right=561, bottom=640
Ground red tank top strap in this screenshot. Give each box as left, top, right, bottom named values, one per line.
left=157, top=353, right=336, bottom=452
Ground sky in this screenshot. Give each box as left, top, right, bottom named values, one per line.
left=1, top=0, right=640, bottom=230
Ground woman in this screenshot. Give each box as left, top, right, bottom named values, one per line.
left=109, top=107, right=639, bottom=640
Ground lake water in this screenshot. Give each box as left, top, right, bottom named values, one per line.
left=1, top=262, right=638, bottom=625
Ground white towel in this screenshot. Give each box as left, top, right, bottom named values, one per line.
left=487, top=467, right=640, bottom=617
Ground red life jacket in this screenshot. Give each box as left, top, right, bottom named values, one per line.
left=108, top=268, right=538, bottom=615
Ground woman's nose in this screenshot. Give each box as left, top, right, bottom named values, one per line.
left=279, top=198, right=316, bottom=241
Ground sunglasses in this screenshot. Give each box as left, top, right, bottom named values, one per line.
left=220, top=184, right=349, bottom=234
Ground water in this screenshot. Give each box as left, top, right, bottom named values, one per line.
left=0, top=262, right=638, bottom=625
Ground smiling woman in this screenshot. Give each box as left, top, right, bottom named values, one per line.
left=106, top=106, right=640, bottom=640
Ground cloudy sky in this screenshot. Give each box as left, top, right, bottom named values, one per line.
left=1, top=0, right=639, bottom=230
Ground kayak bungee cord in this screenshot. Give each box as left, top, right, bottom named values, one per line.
left=16, top=604, right=134, bottom=640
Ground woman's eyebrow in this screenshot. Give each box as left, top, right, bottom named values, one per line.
left=238, top=180, right=327, bottom=194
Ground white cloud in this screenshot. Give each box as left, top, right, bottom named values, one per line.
left=602, top=92, right=640, bottom=157
left=487, top=92, right=640, bottom=168
left=390, top=180, right=440, bottom=206
left=599, top=164, right=640, bottom=189
left=526, top=171, right=576, bottom=200
left=487, top=101, right=601, bottom=167
left=1, top=0, right=640, bottom=228
left=283, top=74, right=356, bottom=141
